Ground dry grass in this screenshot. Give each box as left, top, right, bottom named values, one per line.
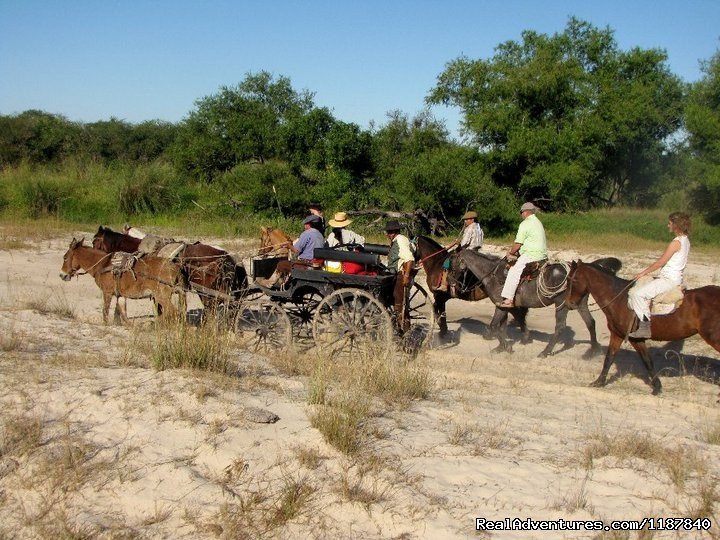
left=23, top=290, right=75, bottom=319
left=138, top=315, right=235, bottom=373
left=309, top=391, right=372, bottom=457
left=581, top=431, right=709, bottom=491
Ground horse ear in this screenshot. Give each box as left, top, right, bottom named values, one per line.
left=78, top=236, right=85, bottom=246
left=96, top=226, right=104, bottom=234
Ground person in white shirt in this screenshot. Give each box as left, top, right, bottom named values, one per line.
left=385, top=220, right=415, bottom=332
left=628, top=212, right=691, bottom=339
left=436, top=210, right=484, bottom=292
left=326, top=212, right=365, bottom=249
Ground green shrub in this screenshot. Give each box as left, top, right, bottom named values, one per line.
left=118, top=162, right=194, bottom=215
left=20, top=177, right=72, bottom=218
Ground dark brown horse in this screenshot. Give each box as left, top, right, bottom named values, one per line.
left=60, top=238, right=187, bottom=324
left=414, top=235, right=530, bottom=343
left=456, top=249, right=623, bottom=357
left=567, top=260, right=720, bottom=394
left=92, top=226, right=247, bottom=307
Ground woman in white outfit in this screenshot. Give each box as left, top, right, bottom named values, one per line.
left=628, top=212, right=691, bottom=339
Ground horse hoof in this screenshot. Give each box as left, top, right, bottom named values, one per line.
left=589, top=379, right=606, bottom=388
left=651, top=381, right=662, bottom=396
left=492, top=345, right=510, bottom=353
left=537, top=351, right=549, bottom=358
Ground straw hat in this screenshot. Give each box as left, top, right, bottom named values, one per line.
left=328, top=211, right=352, bottom=228
left=520, top=202, right=539, bottom=213
left=461, top=211, right=478, bottom=220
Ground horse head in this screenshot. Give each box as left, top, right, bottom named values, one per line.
left=258, top=227, right=291, bottom=256
left=92, top=226, right=108, bottom=250
left=565, top=260, right=587, bottom=309
left=60, top=237, right=85, bottom=281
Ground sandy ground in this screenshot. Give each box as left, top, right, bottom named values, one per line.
left=1, top=229, right=719, bottom=539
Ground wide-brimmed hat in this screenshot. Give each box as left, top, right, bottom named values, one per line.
left=384, top=220, right=402, bottom=232
left=520, top=202, right=539, bottom=213
left=461, top=211, right=478, bottom=220
left=328, top=211, right=352, bottom=228
left=302, top=214, right=321, bottom=225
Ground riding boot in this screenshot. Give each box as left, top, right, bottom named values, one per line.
left=256, top=271, right=280, bottom=288
left=629, top=319, right=652, bottom=339
left=436, top=270, right=449, bottom=292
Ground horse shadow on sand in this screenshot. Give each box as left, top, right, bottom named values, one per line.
left=448, top=317, right=720, bottom=388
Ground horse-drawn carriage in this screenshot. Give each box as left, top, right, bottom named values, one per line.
left=236, top=243, right=435, bottom=356
left=85, top=226, right=434, bottom=356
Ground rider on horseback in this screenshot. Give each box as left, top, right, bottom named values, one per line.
left=436, top=210, right=484, bottom=292
left=498, top=202, right=548, bottom=308
left=627, top=212, right=691, bottom=339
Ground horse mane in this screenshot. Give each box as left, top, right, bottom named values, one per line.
left=416, top=235, right=443, bottom=251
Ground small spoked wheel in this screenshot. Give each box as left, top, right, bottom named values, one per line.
left=402, top=281, right=436, bottom=352
left=285, top=289, right=324, bottom=346
left=312, top=288, right=393, bottom=359
left=234, top=303, right=292, bottom=353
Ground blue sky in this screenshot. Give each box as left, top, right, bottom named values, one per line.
left=1, top=0, right=718, bottom=138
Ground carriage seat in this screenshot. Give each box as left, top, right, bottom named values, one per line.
left=313, top=248, right=381, bottom=267
left=313, top=248, right=383, bottom=275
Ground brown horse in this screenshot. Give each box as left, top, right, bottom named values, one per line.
left=92, top=226, right=247, bottom=307
left=567, top=260, right=720, bottom=394
left=259, top=226, right=292, bottom=257
left=414, top=235, right=530, bottom=342
left=60, top=238, right=187, bottom=324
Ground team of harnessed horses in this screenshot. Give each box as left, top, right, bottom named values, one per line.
left=60, top=223, right=720, bottom=395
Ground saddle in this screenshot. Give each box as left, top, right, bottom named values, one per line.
left=137, top=234, right=176, bottom=255
left=506, top=258, right=548, bottom=282
left=110, top=252, right=141, bottom=276
left=631, top=277, right=685, bottom=315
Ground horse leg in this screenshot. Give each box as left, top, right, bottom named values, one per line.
left=576, top=296, right=602, bottom=358
left=539, top=304, right=568, bottom=357
left=117, top=295, right=130, bottom=324
left=114, top=296, right=125, bottom=324
left=628, top=340, right=661, bottom=395
left=490, top=309, right=511, bottom=353
left=591, top=333, right=622, bottom=388
left=435, top=294, right=448, bottom=337
left=102, top=292, right=112, bottom=325
left=511, top=307, right=530, bottom=344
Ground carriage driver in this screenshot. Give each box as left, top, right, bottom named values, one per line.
left=436, top=210, right=484, bottom=292
left=255, top=215, right=325, bottom=288
left=497, top=202, right=547, bottom=308
left=385, top=220, right=415, bottom=332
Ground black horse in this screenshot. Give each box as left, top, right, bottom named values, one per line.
left=415, top=236, right=530, bottom=342
left=456, top=250, right=622, bottom=357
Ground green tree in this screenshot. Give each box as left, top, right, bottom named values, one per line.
left=428, top=18, right=684, bottom=210
left=172, top=72, right=315, bottom=180
left=685, top=49, right=720, bottom=224
left=0, top=110, right=80, bottom=168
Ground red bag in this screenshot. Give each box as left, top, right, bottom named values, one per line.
left=342, top=261, right=365, bottom=274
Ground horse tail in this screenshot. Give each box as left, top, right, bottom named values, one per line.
left=230, top=258, right=249, bottom=296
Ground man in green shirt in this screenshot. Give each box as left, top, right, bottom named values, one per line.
left=498, top=202, right=548, bottom=308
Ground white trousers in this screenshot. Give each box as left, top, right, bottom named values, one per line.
left=627, top=277, right=678, bottom=321
left=501, top=253, right=537, bottom=300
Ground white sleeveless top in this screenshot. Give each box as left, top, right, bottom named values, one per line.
left=660, top=235, right=690, bottom=283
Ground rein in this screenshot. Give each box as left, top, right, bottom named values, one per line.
left=418, top=247, right=448, bottom=265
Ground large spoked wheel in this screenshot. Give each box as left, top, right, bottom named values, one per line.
left=234, top=303, right=293, bottom=353
left=285, top=289, right=324, bottom=346
left=312, top=288, right=393, bottom=359
left=403, top=281, right=436, bottom=351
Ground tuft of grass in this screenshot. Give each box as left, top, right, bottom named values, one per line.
left=1, top=413, right=44, bottom=458
left=145, top=315, right=234, bottom=373
left=699, top=419, right=720, bottom=445
left=581, top=431, right=708, bottom=490
left=0, top=326, right=24, bottom=352
left=24, top=291, right=76, bottom=319
left=309, top=391, right=371, bottom=457
left=292, top=446, right=324, bottom=470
